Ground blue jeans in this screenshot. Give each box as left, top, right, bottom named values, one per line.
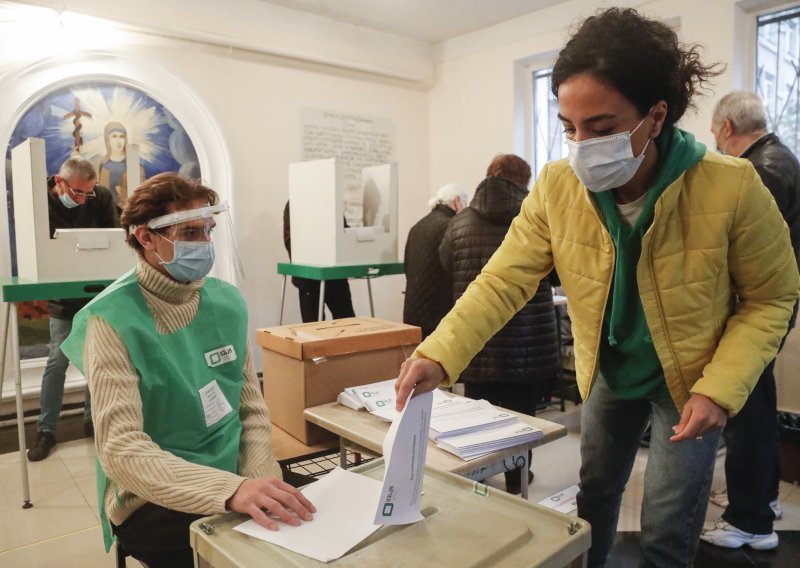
left=36, top=316, right=91, bottom=434
left=577, top=376, right=720, bottom=568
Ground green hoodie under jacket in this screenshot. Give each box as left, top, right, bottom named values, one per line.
left=593, top=127, right=706, bottom=399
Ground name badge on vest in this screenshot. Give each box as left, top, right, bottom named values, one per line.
left=199, top=379, right=234, bottom=427
left=205, top=345, right=237, bottom=368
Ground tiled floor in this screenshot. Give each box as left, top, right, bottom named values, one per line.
left=0, top=402, right=798, bottom=566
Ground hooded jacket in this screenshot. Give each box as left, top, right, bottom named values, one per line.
left=438, top=176, right=560, bottom=384
left=415, top=131, right=799, bottom=414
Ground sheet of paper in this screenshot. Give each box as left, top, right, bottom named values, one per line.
left=537, top=484, right=579, bottom=514
left=374, top=389, right=433, bottom=525
left=233, top=467, right=383, bottom=563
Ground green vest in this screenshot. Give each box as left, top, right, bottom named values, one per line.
left=61, top=269, right=248, bottom=551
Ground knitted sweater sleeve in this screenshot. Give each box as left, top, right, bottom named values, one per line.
left=237, top=343, right=282, bottom=479
left=86, top=314, right=247, bottom=520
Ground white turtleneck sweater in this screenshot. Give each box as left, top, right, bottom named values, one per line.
left=84, top=259, right=281, bottom=527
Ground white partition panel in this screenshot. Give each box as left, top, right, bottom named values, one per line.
left=289, top=158, right=398, bottom=266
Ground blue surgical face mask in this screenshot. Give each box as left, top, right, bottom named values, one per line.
left=59, top=191, right=80, bottom=209
left=155, top=236, right=215, bottom=282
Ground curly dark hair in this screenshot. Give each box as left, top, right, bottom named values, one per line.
left=551, top=8, right=723, bottom=126
left=121, top=172, right=218, bottom=252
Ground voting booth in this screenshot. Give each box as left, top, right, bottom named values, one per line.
left=288, top=158, right=398, bottom=266
left=11, top=138, right=134, bottom=281
left=189, top=460, right=591, bottom=567
left=256, top=317, right=420, bottom=444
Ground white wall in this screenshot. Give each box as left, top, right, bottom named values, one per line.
left=428, top=0, right=765, bottom=189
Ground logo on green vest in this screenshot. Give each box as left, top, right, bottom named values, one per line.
left=204, top=345, right=237, bottom=368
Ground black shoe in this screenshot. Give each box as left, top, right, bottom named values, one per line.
left=505, top=470, right=535, bottom=495
left=27, top=432, right=57, bottom=461
left=84, top=420, right=94, bottom=438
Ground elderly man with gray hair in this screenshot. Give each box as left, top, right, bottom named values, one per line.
left=27, top=157, right=119, bottom=461
left=701, top=91, right=800, bottom=550
left=403, top=182, right=469, bottom=338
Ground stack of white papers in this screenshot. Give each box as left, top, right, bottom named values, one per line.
left=428, top=399, right=518, bottom=441
left=337, top=379, right=398, bottom=411
left=336, top=381, right=542, bottom=462
left=436, top=422, right=543, bottom=460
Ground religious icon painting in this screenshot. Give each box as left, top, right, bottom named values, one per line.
left=5, top=79, right=202, bottom=357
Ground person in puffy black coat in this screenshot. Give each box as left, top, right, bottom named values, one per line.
left=403, top=183, right=469, bottom=338
left=439, top=154, right=560, bottom=494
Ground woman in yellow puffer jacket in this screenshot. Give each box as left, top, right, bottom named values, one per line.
left=396, top=8, right=798, bottom=568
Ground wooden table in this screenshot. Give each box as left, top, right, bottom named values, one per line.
left=304, top=397, right=568, bottom=500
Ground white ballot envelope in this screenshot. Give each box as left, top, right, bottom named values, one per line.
left=233, top=467, right=383, bottom=562
left=373, top=389, right=433, bottom=525
left=233, top=390, right=433, bottom=560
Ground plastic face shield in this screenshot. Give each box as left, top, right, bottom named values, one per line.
left=146, top=202, right=245, bottom=282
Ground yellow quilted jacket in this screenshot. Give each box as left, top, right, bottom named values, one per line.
left=416, top=152, right=799, bottom=414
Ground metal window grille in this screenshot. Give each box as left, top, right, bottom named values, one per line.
left=757, top=6, right=800, bottom=156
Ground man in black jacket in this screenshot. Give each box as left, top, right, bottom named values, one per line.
left=701, top=91, right=800, bottom=549
left=403, top=183, right=468, bottom=338
left=27, top=157, right=119, bottom=461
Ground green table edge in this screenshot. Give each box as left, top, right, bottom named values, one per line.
left=1, top=277, right=115, bottom=302
left=277, top=262, right=404, bottom=280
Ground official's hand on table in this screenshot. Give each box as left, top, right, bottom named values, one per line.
left=669, top=393, right=728, bottom=442
left=228, top=477, right=316, bottom=531
left=395, top=356, right=446, bottom=411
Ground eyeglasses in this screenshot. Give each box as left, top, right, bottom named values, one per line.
left=60, top=177, right=96, bottom=200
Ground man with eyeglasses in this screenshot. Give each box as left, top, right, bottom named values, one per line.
left=27, top=157, right=119, bottom=461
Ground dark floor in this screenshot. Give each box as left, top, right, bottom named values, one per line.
left=609, top=531, right=800, bottom=567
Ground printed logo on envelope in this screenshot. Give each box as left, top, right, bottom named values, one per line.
left=382, top=503, right=394, bottom=517
left=204, top=345, right=237, bottom=368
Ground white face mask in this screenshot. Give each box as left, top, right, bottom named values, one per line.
left=566, top=116, right=651, bottom=193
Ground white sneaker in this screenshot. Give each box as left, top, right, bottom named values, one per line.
left=700, top=519, right=778, bottom=550
left=709, top=488, right=729, bottom=508
left=770, top=499, right=783, bottom=520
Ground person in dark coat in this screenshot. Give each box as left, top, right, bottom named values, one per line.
left=439, top=154, right=560, bottom=494
left=700, top=91, right=800, bottom=550
left=282, top=201, right=355, bottom=322
left=403, top=183, right=469, bottom=338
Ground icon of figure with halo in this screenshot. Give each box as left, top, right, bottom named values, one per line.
left=96, top=121, right=146, bottom=210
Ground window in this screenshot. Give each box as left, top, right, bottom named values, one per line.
left=531, top=68, right=567, bottom=178
left=757, top=6, right=800, bottom=155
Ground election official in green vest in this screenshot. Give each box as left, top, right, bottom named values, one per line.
left=61, top=173, right=316, bottom=568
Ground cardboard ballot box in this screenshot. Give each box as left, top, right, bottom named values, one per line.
left=256, top=318, right=420, bottom=444
left=190, top=459, right=591, bottom=567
